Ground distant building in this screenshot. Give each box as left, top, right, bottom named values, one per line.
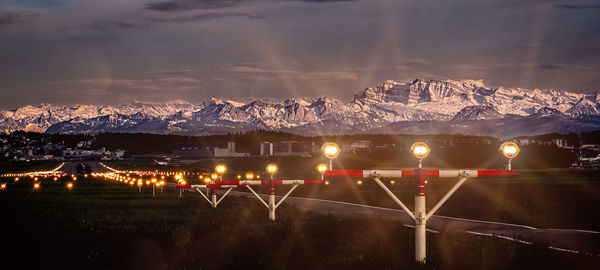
left=173, top=142, right=249, bottom=158
left=260, top=141, right=314, bottom=157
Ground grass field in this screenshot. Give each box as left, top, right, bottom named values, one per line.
left=1, top=175, right=599, bottom=269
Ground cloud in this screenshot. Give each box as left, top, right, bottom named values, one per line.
left=0, top=10, right=41, bottom=25
left=147, top=0, right=247, bottom=12
left=46, top=76, right=201, bottom=91
left=150, top=11, right=261, bottom=23
left=227, top=64, right=357, bottom=81
left=298, top=0, right=355, bottom=2
left=554, top=4, right=600, bottom=10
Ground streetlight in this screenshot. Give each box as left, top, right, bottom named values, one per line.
left=317, top=163, right=328, bottom=180
left=215, top=165, right=227, bottom=177
left=500, top=142, right=520, bottom=170
left=151, top=178, right=157, bottom=198
left=410, top=142, right=430, bottom=168
left=266, top=164, right=278, bottom=179
left=212, top=164, right=227, bottom=207
left=322, top=142, right=340, bottom=170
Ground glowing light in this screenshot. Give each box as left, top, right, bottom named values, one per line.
left=411, top=142, right=430, bottom=160
left=34, top=177, right=38, bottom=181
left=215, top=165, right=227, bottom=175
left=67, top=183, right=73, bottom=189
left=357, top=180, right=363, bottom=185
left=211, top=173, right=218, bottom=180
left=237, top=174, right=241, bottom=180
left=317, top=163, right=328, bottom=173
left=246, top=173, right=254, bottom=180
left=325, top=181, right=330, bottom=186
left=322, top=142, right=341, bottom=159
left=160, top=181, right=165, bottom=186
left=14, top=177, right=19, bottom=182
left=151, top=178, right=157, bottom=183
left=1, top=183, right=6, bottom=190
left=390, top=180, right=395, bottom=185
left=266, top=164, right=278, bottom=175
left=33, top=183, right=40, bottom=189
left=53, top=177, right=58, bottom=181
left=500, top=142, right=520, bottom=159
left=204, top=177, right=211, bottom=184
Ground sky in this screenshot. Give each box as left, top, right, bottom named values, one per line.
left=0, top=0, right=599, bottom=109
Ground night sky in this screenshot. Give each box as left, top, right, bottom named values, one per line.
left=0, top=0, right=599, bottom=108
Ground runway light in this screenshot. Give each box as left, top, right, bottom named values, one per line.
left=215, top=165, right=227, bottom=175
left=390, top=180, right=395, bottom=185
left=1, top=183, right=6, bottom=190
left=159, top=181, right=165, bottom=186
left=67, top=183, right=73, bottom=189
left=14, top=177, right=19, bottom=182
left=145, top=180, right=150, bottom=185
left=500, top=142, right=520, bottom=159
left=322, top=142, right=341, bottom=159
left=237, top=174, right=241, bottom=180
left=246, top=173, right=254, bottom=180
left=151, top=178, right=157, bottom=183
left=317, top=163, right=328, bottom=173
left=34, top=177, right=38, bottom=181
left=357, top=180, right=363, bottom=185
left=53, top=177, right=58, bottom=181
left=33, top=183, right=40, bottom=189
left=411, top=142, right=430, bottom=160
left=204, top=177, right=211, bottom=184
left=325, top=181, right=330, bottom=186
left=266, top=164, right=278, bottom=175
left=211, top=173, right=218, bottom=180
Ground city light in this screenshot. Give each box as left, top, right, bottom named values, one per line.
left=215, top=164, right=227, bottom=175
left=321, top=142, right=341, bottom=159
left=500, top=142, right=520, bottom=159
left=266, top=164, right=278, bottom=175
left=411, top=142, right=430, bottom=160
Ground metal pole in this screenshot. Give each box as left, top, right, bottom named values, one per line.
left=269, top=174, right=276, bottom=220
left=329, top=159, right=333, bottom=171
left=508, top=159, right=512, bottom=170
left=212, top=180, right=217, bottom=208
left=152, top=185, right=155, bottom=198
left=415, top=168, right=427, bottom=263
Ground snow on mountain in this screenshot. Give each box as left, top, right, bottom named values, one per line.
left=1, top=78, right=599, bottom=136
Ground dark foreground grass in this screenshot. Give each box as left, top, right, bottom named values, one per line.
left=1, top=177, right=599, bottom=269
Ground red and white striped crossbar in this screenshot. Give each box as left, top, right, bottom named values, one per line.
left=324, top=169, right=516, bottom=178
left=176, top=180, right=326, bottom=189
left=218, top=180, right=326, bottom=185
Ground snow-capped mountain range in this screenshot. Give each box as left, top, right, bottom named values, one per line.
left=2, top=78, right=599, bottom=138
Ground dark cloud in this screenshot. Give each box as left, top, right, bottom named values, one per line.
left=0, top=10, right=41, bottom=25
left=554, top=4, right=600, bottom=9
left=538, top=64, right=567, bottom=70
left=150, top=11, right=261, bottom=23
left=147, top=0, right=246, bottom=12
left=298, top=0, right=354, bottom=2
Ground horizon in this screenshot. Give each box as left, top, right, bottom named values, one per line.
left=2, top=76, right=599, bottom=110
